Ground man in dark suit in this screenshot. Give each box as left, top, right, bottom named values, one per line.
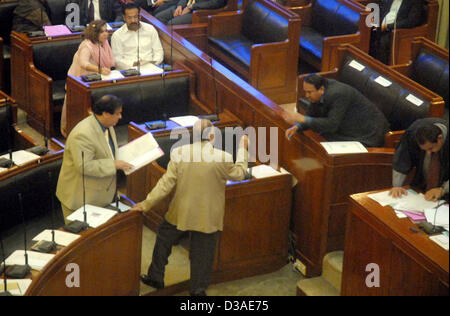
left=370, top=0, right=425, bottom=64
left=283, top=74, right=390, bottom=148
left=154, top=0, right=226, bottom=25
left=66, top=0, right=123, bottom=26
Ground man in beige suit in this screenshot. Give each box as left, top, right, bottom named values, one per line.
left=132, top=119, right=249, bottom=296
left=56, top=95, right=133, bottom=221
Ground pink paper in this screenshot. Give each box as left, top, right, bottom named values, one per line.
left=43, top=25, right=72, bottom=37
left=402, top=211, right=427, bottom=223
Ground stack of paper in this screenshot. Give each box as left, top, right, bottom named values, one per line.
left=67, top=204, right=118, bottom=228
left=250, top=165, right=281, bottom=179
left=118, top=133, right=164, bottom=175
left=5, top=250, right=55, bottom=271
left=321, top=142, right=368, bottom=155
left=430, top=234, right=449, bottom=251
left=0, top=150, right=40, bottom=166
left=169, top=116, right=199, bottom=127
left=133, top=63, right=164, bottom=76
left=101, top=70, right=124, bottom=81
left=424, top=204, right=449, bottom=231
left=368, top=190, right=439, bottom=212
left=0, top=279, right=32, bottom=296
left=43, top=25, right=72, bottom=37
left=32, top=230, right=80, bottom=247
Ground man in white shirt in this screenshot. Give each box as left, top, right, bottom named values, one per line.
left=369, top=0, right=424, bottom=64
left=111, top=2, right=164, bottom=69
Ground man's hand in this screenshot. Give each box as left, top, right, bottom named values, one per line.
left=153, top=0, right=164, bottom=7
left=181, top=6, right=192, bottom=15
left=115, top=160, right=134, bottom=172
left=381, top=24, right=388, bottom=31
left=130, top=202, right=146, bottom=212
left=101, top=67, right=111, bottom=75
left=281, top=110, right=305, bottom=126
left=424, top=188, right=444, bottom=202
left=174, top=5, right=183, bottom=17
left=285, top=125, right=299, bottom=140
left=389, top=187, right=408, bottom=199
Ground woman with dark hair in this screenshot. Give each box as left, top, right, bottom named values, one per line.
left=60, top=20, right=115, bottom=137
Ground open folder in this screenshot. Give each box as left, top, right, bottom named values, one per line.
left=118, top=133, right=164, bottom=175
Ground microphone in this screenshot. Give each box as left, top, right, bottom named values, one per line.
left=419, top=201, right=447, bottom=235
left=63, top=152, right=89, bottom=233
left=6, top=193, right=31, bottom=279
left=0, top=229, right=12, bottom=296
left=98, top=41, right=101, bottom=75
left=26, top=119, right=49, bottom=156
left=31, top=172, right=57, bottom=253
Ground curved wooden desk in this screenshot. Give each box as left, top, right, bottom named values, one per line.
left=25, top=211, right=143, bottom=296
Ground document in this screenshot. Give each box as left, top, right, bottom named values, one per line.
left=0, top=279, right=32, bottom=296
left=429, top=234, right=449, bottom=251
left=5, top=250, right=55, bottom=271
left=424, top=204, right=449, bottom=231
left=169, top=115, right=199, bottom=127
left=101, top=70, right=124, bottom=81
left=349, top=60, right=365, bottom=71
left=133, top=63, right=164, bottom=76
left=320, top=142, right=368, bottom=154
left=32, top=230, right=80, bottom=247
left=0, top=150, right=40, bottom=166
left=43, top=25, right=72, bottom=37
left=406, top=94, right=424, bottom=107
left=118, top=133, right=164, bottom=175
left=368, top=189, right=440, bottom=212
left=110, top=201, right=131, bottom=213
left=250, top=165, right=281, bottom=179
left=375, top=76, right=392, bottom=87
left=67, top=204, right=118, bottom=228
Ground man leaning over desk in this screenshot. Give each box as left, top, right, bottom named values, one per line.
left=390, top=118, right=449, bottom=202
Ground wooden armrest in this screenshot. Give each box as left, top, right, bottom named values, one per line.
left=389, top=63, right=411, bottom=76
left=288, top=4, right=312, bottom=26
left=322, top=34, right=361, bottom=71
left=251, top=40, right=289, bottom=53
left=207, top=11, right=243, bottom=37
left=385, top=130, right=405, bottom=148
left=192, top=8, right=227, bottom=24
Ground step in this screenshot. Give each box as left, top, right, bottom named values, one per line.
left=322, top=251, right=344, bottom=291
left=296, top=276, right=340, bottom=296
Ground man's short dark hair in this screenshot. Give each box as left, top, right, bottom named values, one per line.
left=92, top=95, right=123, bottom=115
left=304, top=74, right=327, bottom=90
left=122, top=2, right=140, bottom=14
left=416, top=124, right=443, bottom=145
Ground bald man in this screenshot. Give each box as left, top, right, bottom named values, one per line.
left=132, top=119, right=249, bottom=296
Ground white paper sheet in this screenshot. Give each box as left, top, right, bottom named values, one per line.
left=0, top=150, right=40, bottom=166
left=429, top=234, right=449, bottom=251
left=349, top=60, right=365, bottom=71
left=0, top=279, right=32, bottom=296
left=424, top=204, right=449, bottom=231
left=110, top=201, right=131, bottom=213
left=0, top=167, right=7, bottom=173
left=67, top=204, right=118, bottom=228
left=406, top=94, right=424, bottom=107
left=118, top=133, right=164, bottom=175
left=250, top=165, right=281, bottom=179
left=32, top=230, right=80, bottom=247
left=375, top=76, right=392, bottom=87
left=101, top=70, right=125, bottom=81
left=5, top=250, right=55, bottom=271
left=320, top=142, right=368, bottom=154
left=368, top=189, right=440, bottom=212
left=132, top=63, right=164, bottom=76
left=169, top=115, right=199, bottom=127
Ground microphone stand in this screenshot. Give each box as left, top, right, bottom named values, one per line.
left=63, top=152, right=89, bottom=233
left=6, top=193, right=31, bottom=279
left=0, top=230, right=12, bottom=296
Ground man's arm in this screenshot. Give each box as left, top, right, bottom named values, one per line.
left=388, top=0, right=424, bottom=30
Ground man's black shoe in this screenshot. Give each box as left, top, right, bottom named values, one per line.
left=140, top=274, right=164, bottom=289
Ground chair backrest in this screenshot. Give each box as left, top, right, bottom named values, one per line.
left=0, top=102, right=14, bottom=155
left=311, top=0, right=359, bottom=36
left=0, top=158, right=62, bottom=234
left=90, top=74, right=191, bottom=127
left=412, top=50, right=449, bottom=110
left=242, top=0, right=289, bottom=44
left=46, top=0, right=68, bottom=25
left=32, top=38, right=83, bottom=81
left=0, top=1, right=19, bottom=45
left=338, top=55, right=431, bottom=131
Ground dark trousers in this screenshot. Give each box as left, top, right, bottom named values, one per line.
left=370, top=28, right=391, bottom=65
left=154, top=6, right=193, bottom=25
left=148, top=219, right=218, bottom=295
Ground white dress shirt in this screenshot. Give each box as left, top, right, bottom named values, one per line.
left=111, top=22, right=164, bottom=69
left=383, top=0, right=403, bottom=26
left=88, top=0, right=101, bottom=21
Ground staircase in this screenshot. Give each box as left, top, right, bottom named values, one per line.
left=296, top=251, right=344, bottom=296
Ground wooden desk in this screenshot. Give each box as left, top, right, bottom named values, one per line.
left=342, top=191, right=449, bottom=296
left=1, top=211, right=143, bottom=296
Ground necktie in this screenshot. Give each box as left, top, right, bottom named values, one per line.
left=426, top=152, right=440, bottom=191
left=104, top=129, right=115, bottom=158
left=89, top=0, right=95, bottom=22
